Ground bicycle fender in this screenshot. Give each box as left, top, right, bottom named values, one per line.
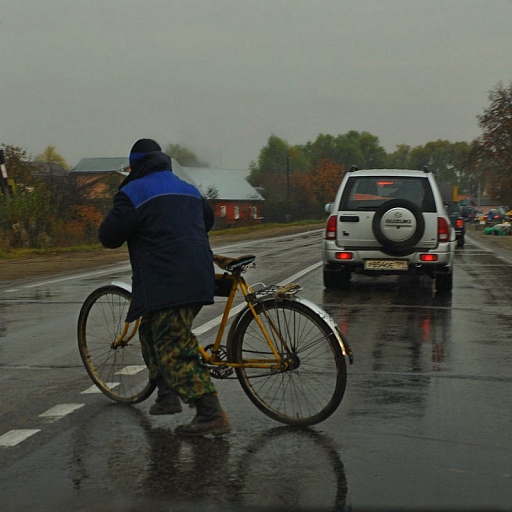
left=293, top=297, right=354, bottom=364
left=111, top=280, right=132, bottom=294
left=229, top=297, right=353, bottom=364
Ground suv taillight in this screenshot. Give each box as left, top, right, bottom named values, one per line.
left=438, top=217, right=450, bottom=242
left=325, top=215, right=337, bottom=240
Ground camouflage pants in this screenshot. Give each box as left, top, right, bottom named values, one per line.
left=138, top=305, right=216, bottom=402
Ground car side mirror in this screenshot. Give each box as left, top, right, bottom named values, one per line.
left=325, top=203, right=333, bottom=214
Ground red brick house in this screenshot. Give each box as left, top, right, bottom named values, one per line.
left=171, top=160, right=264, bottom=228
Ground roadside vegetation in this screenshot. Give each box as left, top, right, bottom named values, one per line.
left=1, top=80, right=511, bottom=253
left=0, top=221, right=324, bottom=260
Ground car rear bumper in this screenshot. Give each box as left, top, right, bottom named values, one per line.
left=322, top=240, right=455, bottom=273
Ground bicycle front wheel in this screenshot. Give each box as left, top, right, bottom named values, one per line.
left=230, top=299, right=347, bottom=426
left=77, top=285, right=155, bottom=404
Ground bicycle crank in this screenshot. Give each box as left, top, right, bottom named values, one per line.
left=202, top=344, right=235, bottom=379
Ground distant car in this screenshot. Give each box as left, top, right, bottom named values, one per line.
left=460, top=205, right=477, bottom=223
left=486, top=209, right=506, bottom=224
left=445, top=203, right=465, bottom=248
left=322, top=167, right=456, bottom=292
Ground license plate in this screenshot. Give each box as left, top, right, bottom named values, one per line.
left=364, top=259, right=408, bottom=271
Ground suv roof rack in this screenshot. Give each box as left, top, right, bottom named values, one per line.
left=422, top=166, right=431, bottom=173
left=349, top=165, right=358, bottom=172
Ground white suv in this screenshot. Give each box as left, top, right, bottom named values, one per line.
left=322, top=167, right=456, bottom=292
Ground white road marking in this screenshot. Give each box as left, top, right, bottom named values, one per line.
left=3, top=264, right=131, bottom=292
left=39, top=403, right=85, bottom=419
left=81, top=385, right=103, bottom=394
left=81, top=383, right=119, bottom=394
left=0, top=429, right=41, bottom=447
left=115, top=365, right=146, bottom=375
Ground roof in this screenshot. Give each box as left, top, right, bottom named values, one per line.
left=71, top=157, right=129, bottom=173
left=27, top=161, right=69, bottom=177
left=69, top=157, right=264, bottom=202
left=172, top=160, right=264, bottom=201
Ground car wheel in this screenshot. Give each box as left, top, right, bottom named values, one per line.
left=372, top=199, right=425, bottom=256
left=436, top=272, right=453, bottom=293
left=323, top=268, right=351, bottom=289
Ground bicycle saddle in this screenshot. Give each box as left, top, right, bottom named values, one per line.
left=213, top=254, right=256, bottom=271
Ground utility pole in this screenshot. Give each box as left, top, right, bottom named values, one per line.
left=0, top=149, right=10, bottom=200
left=285, top=154, right=291, bottom=223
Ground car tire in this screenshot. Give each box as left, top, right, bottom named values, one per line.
left=323, top=268, right=351, bottom=289
left=436, top=272, right=453, bottom=293
left=372, top=199, right=425, bottom=256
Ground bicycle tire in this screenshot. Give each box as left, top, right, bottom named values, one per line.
left=229, top=299, right=347, bottom=426
left=77, top=285, right=155, bottom=404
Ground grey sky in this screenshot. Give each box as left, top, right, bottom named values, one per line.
left=1, top=0, right=511, bottom=170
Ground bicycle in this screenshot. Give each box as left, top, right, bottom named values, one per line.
left=77, top=254, right=354, bottom=426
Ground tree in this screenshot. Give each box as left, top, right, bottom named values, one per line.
left=0, top=144, right=39, bottom=191
left=0, top=186, right=58, bottom=247
left=476, top=81, right=512, bottom=204
left=248, top=135, right=290, bottom=184
left=304, top=131, right=387, bottom=170
left=36, top=145, right=69, bottom=170
left=350, top=131, right=387, bottom=169
left=309, top=158, right=345, bottom=210
left=387, top=144, right=412, bottom=169
left=408, top=139, right=471, bottom=188
left=164, top=144, right=208, bottom=167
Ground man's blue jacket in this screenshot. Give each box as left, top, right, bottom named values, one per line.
left=98, top=152, right=215, bottom=322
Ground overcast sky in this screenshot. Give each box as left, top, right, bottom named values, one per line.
left=1, top=0, right=511, bottom=170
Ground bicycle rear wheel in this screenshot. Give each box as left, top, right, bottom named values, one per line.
left=77, top=285, right=155, bottom=404
left=230, top=299, right=347, bottom=426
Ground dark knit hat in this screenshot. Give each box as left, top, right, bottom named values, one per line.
left=129, top=138, right=161, bottom=167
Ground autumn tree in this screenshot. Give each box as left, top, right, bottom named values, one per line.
left=36, top=145, right=70, bottom=170
left=309, top=158, right=346, bottom=209
left=475, top=81, right=512, bottom=204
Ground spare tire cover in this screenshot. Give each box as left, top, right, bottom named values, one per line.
left=372, top=199, right=425, bottom=255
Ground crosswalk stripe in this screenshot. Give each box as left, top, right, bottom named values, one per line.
left=39, top=403, right=85, bottom=419
left=0, top=429, right=41, bottom=447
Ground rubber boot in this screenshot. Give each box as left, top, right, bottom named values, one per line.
left=174, top=393, right=230, bottom=436
left=149, top=377, right=182, bottom=415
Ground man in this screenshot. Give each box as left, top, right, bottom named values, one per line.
left=98, top=138, right=229, bottom=436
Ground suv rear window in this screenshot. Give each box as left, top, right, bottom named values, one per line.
left=339, top=176, right=436, bottom=212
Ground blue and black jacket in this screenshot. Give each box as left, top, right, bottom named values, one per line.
left=98, top=151, right=215, bottom=322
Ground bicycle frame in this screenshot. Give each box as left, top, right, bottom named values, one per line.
left=110, top=271, right=294, bottom=372
left=109, top=265, right=353, bottom=372
left=200, top=272, right=291, bottom=370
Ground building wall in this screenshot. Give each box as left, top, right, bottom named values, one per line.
left=210, top=200, right=263, bottom=228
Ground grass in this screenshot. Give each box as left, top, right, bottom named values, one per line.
left=0, top=244, right=108, bottom=260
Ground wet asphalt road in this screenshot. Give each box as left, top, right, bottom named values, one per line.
left=0, top=230, right=511, bottom=511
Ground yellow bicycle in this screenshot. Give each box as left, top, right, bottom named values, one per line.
left=77, top=254, right=353, bottom=426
